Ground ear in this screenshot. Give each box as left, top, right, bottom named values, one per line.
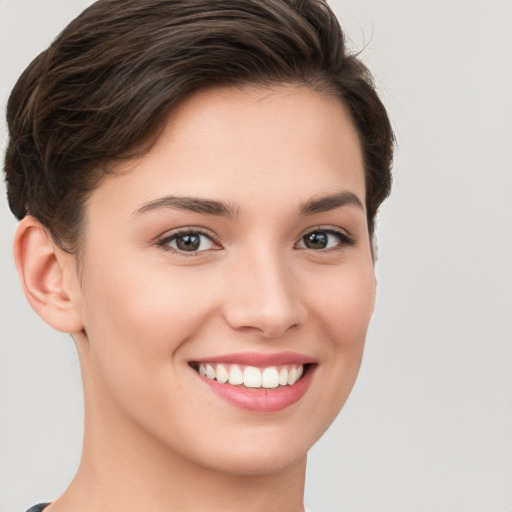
left=13, top=216, right=84, bottom=334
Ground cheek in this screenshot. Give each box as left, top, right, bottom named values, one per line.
left=81, top=259, right=219, bottom=361
left=309, top=261, right=375, bottom=396
left=310, top=259, right=376, bottom=344
left=77, top=258, right=222, bottom=426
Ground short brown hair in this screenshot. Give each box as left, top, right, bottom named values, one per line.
left=4, top=0, right=394, bottom=252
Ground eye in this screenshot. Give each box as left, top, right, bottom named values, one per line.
left=296, top=228, right=354, bottom=250
left=158, top=229, right=219, bottom=254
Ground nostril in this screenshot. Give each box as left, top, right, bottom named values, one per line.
left=223, top=307, right=305, bottom=339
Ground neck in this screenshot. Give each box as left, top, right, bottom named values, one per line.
left=49, top=359, right=307, bottom=512
left=53, top=422, right=307, bottom=512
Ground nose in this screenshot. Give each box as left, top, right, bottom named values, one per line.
left=222, top=248, right=307, bottom=339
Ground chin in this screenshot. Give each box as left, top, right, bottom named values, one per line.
left=193, top=439, right=309, bottom=477
left=159, top=410, right=331, bottom=478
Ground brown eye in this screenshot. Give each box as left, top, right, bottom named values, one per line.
left=175, top=234, right=201, bottom=251
left=159, top=231, right=217, bottom=254
left=303, top=232, right=328, bottom=249
left=296, top=229, right=355, bottom=251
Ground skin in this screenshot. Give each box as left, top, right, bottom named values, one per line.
left=15, top=85, right=376, bottom=512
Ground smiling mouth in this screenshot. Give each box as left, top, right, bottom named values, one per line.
left=189, top=362, right=310, bottom=389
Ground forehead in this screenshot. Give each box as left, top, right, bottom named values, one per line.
left=88, top=85, right=365, bottom=218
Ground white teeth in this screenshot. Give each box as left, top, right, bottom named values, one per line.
left=228, top=364, right=243, bottom=385
left=262, top=367, right=280, bottom=388
left=287, top=366, right=298, bottom=385
left=197, top=362, right=306, bottom=388
left=243, top=366, right=262, bottom=388
left=205, top=364, right=216, bottom=380
left=216, top=363, right=229, bottom=383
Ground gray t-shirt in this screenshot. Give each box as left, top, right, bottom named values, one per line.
left=25, top=504, right=49, bottom=512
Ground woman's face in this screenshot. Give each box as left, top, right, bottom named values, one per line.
left=75, top=85, right=375, bottom=475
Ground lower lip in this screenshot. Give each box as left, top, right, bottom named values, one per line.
left=196, top=366, right=316, bottom=413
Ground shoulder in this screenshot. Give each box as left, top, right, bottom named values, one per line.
left=25, top=504, right=50, bottom=512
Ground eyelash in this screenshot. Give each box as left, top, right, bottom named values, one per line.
left=156, top=228, right=221, bottom=256
left=296, top=226, right=355, bottom=251
left=156, top=226, right=355, bottom=256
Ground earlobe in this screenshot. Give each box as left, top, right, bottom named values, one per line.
left=14, top=216, right=84, bottom=334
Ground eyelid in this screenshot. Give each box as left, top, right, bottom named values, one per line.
left=156, top=226, right=222, bottom=254
left=295, top=225, right=355, bottom=249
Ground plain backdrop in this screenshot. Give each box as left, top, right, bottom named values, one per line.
left=1, top=1, right=510, bottom=511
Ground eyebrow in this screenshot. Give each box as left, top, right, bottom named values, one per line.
left=299, top=191, right=364, bottom=215
left=133, top=195, right=239, bottom=217
left=133, top=190, right=363, bottom=218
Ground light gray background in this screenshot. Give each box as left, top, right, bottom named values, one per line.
left=1, top=1, right=510, bottom=511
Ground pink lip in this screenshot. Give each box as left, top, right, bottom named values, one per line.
left=192, top=351, right=315, bottom=367
left=191, top=353, right=317, bottom=413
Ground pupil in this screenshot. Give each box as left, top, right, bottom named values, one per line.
left=177, top=234, right=200, bottom=251
left=305, top=232, right=327, bottom=249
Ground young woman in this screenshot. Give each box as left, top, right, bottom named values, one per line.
left=4, top=1, right=393, bottom=511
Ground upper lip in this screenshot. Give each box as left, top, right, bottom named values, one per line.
left=191, top=351, right=316, bottom=367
